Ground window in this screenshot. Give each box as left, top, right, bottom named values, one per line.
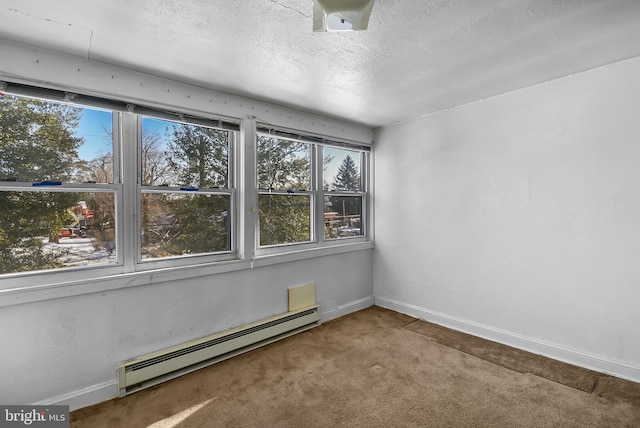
left=0, top=81, right=370, bottom=285
left=0, top=83, right=238, bottom=278
left=323, top=147, right=365, bottom=239
left=256, top=127, right=369, bottom=249
left=257, top=135, right=312, bottom=246
left=139, top=117, right=234, bottom=260
left=0, top=91, right=117, bottom=275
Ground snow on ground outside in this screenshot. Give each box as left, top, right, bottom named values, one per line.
left=42, top=237, right=116, bottom=267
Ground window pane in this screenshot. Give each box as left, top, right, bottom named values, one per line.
left=259, top=194, right=311, bottom=246
left=141, top=193, right=230, bottom=259
left=324, top=148, right=362, bottom=191
left=257, top=136, right=311, bottom=191
left=324, top=195, right=363, bottom=239
left=141, top=118, right=229, bottom=188
left=0, top=191, right=116, bottom=274
left=0, top=94, right=113, bottom=183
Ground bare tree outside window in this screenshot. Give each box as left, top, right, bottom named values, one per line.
left=140, top=118, right=232, bottom=259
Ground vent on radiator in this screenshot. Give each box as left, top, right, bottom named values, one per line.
left=117, top=305, right=320, bottom=397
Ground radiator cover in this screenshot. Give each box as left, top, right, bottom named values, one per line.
left=117, top=305, right=320, bottom=397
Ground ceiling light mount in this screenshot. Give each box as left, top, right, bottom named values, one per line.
left=313, top=0, right=375, bottom=32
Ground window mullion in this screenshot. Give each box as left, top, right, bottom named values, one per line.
left=121, top=112, right=139, bottom=272
left=364, top=151, right=371, bottom=239
left=315, top=145, right=325, bottom=244
left=241, top=116, right=257, bottom=260
left=112, top=111, right=124, bottom=269
left=112, top=111, right=122, bottom=185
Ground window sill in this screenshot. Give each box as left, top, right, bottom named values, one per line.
left=0, top=241, right=374, bottom=307
left=252, top=240, right=374, bottom=267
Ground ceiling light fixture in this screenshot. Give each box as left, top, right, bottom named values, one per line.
left=313, top=0, right=375, bottom=32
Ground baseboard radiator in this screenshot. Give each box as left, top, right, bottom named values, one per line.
left=117, top=305, right=320, bottom=397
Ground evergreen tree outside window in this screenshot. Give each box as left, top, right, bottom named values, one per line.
left=256, top=136, right=312, bottom=246
left=0, top=92, right=117, bottom=274
left=323, top=148, right=364, bottom=239
left=330, top=154, right=361, bottom=191
left=0, top=81, right=369, bottom=286
left=256, top=130, right=368, bottom=248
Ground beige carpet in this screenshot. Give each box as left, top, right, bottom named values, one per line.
left=71, top=306, right=640, bottom=427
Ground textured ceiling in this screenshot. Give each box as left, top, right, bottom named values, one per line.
left=1, top=0, right=640, bottom=127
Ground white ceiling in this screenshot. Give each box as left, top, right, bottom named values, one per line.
left=1, top=0, right=640, bottom=128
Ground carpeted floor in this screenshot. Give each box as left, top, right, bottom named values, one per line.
left=71, top=306, right=640, bottom=427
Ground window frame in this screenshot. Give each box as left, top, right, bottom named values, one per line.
left=255, top=125, right=370, bottom=256
left=255, top=132, right=315, bottom=248
left=0, top=182, right=123, bottom=269
left=133, top=115, right=239, bottom=271
left=0, top=81, right=372, bottom=293
left=0, top=90, right=126, bottom=287
left=320, top=145, right=368, bottom=242
left=0, top=82, right=242, bottom=284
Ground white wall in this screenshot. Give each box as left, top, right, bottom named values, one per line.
left=374, top=56, right=640, bottom=382
left=0, top=41, right=374, bottom=409
left=1, top=250, right=373, bottom=409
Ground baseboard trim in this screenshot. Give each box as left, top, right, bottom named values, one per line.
left=321, top=295, right=375, bottom=323
left=34, top=297, right=375, bottom=411
left=375, top=296, right=640, bottom=383
left=33, top=380, right=118, bottom=412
